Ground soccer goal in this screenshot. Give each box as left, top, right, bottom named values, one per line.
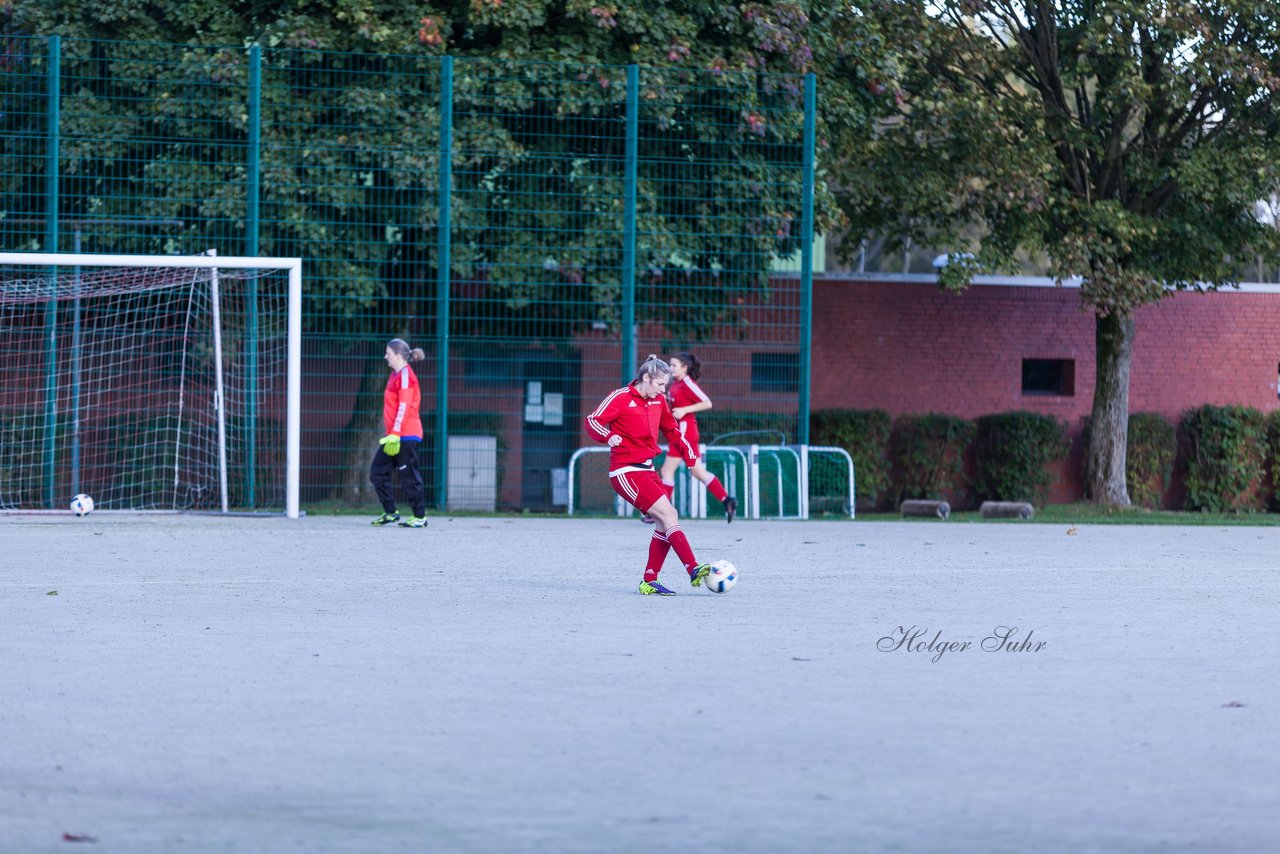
left=0, top=252, right=302, bottom=518
left=565, top=443, right=855, bottom=520
left=745, top=445, right=856, bottom=520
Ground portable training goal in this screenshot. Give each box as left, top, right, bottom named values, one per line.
left=0, top=252, right=302, bottom=517
left=566, top=443, right=856, bottom=519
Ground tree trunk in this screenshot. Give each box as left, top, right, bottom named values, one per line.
left=1086, top=311, right=1134, bottom=506
left=333, top=340, right=391, bottom=506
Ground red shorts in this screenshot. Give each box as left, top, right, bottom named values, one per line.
left=610, top=466, right=668, bottom=512
left=667, top=419, right=699, bottom=461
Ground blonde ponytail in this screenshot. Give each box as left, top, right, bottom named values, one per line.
left=635, top=353, right=671, bottom=383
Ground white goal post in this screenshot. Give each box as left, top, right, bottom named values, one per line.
left=0, top=252, right=302, bottom=518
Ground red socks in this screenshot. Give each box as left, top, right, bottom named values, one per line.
left=665, top=477, right=728, bottom=502
left=645, top=531, right=670, bottom=582
left=663, top=525, right=699, bottom=573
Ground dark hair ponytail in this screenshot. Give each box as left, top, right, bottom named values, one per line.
left=672, top=351, right=701, bottom=381
left=387, top=338, right=426, bottom=362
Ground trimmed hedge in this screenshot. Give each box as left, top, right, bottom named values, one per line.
left=1125, top=413, right=1177, bottom=509
left=1181, top=405, right=1266, bottom=512
left=1083, top=412, right=1178, bottom=509
left=810, top=409, right=892, bottom=508
left=973, top=411, right=1069, bottom=505
left=1268, top=411, right=1280, bottom=511
left=639, top=405, right=1280, bottom=514
left=889, top=413, right=974, bottom=503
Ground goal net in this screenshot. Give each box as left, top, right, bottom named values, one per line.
left=0, top=253, right=301, bottom=516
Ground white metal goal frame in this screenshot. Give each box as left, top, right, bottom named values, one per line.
left=808, top=445, right=857, bottom=519
left=748, top=445, right=856, bottom=520
left=566, top=445, right=749, bottom=519
left=0, top=251, right=303, bottom=519
left=676, top=446, right=749, bottom=519
left=566, top=444, right=855, bottom=520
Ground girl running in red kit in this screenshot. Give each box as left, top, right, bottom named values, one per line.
left=657, top=352, right=738, bottom=522
left=586, top=355, right=712, bottom=595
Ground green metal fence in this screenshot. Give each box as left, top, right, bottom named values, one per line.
left=2, top=35, right=814, bottom=513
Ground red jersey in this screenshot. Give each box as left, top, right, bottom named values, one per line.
left=586, top=382, right=697, bottom=469
left=669, top=376, right=711, bottom=426
left=383, top=366, right=423, bottom=439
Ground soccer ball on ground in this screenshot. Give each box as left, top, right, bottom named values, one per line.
left=705, top=559, right=738, bottom=594
left=70, top=494, right=95, bottom=516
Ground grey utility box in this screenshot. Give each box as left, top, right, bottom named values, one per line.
left=447, top=435, right=497, bottom=512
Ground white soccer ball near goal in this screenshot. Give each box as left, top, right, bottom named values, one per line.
left=705, top=559, right=738, bottom=594
left=70, top=494, right=95, bottom=516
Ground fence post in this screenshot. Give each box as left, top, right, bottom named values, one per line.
left=435, top=56, right=454, bottom=510
left=247, top=45, right=262, bottom=256
left=798, top=72, right=816, bottom=446
left=244, top=43, right=263, bottom=507
left=621, top=65, right=639, bottom=383
left=43, top=35, right=62, bottom=509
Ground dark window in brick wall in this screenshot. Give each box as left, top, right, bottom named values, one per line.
left=751, top=352, right=800, bottom=393
left=1022, top=359, right=1075, bottom=396
left=464, top=350, right=521, bottom=387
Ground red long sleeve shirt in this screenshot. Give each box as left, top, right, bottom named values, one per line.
left=383, top=366, right=423, bottom=439
left=585, top=382, right=697, bottom=469
left=669, top=376, right=711, bottom=425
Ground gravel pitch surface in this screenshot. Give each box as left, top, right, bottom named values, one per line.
left=2, top=514, right=1277, bottom=853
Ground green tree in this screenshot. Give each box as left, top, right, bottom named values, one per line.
left=3, top=0, right=867, bottom=503
left=2, top=1, right=853, bottom=338
left=833, top=1, right=1280, bottom=506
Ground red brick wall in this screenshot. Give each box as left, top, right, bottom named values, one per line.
left=812, top=276, right=1280, bottom=503
left=293, top=277, right=1280, bottom=508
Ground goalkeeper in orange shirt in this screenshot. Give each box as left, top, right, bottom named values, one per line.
left=369, top=338, right=428, bottom=528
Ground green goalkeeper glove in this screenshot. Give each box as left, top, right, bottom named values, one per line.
left=379, top=434, right=402, bottom=456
